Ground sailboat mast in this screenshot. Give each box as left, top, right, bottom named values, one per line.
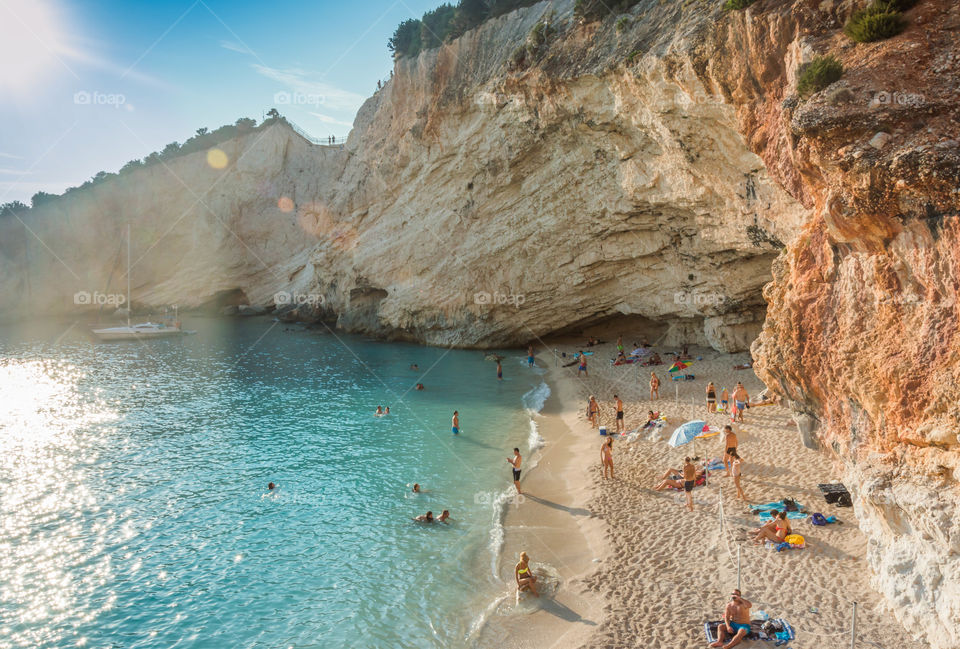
left=126, top=223, right=131, bottom=327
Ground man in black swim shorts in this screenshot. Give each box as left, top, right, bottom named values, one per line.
left=507, top=448, right=522, bottom=495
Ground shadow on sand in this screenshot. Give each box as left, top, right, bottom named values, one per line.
left=523, top=494, right=591, bottom=517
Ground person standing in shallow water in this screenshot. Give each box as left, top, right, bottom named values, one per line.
left=451, top=411, right=459, bottom=435
left=496, top=359, right=503, bottom=381
left=527, top=345, right=535, bottom=368
left=507, top=447, right=522, bottom=494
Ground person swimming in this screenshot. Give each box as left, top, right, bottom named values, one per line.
left=414, top=511, right=434, bottom=523
left=412, top=483, right=421, bottom=493
left=268, top=482, right=275, bottom=490
left=437, top=510, right=450, bottom=523
left=375, top=405, right=384, bottom=416
left=415, top=383, right=425, bottom=391
left=384, top=406, right=390, bottom=415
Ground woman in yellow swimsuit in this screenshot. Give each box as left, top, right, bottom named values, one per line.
left=515, top=551, right=539, bottom=597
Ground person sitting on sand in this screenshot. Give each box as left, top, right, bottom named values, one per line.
left=515, top=551, right=539, bottom=597
left=414, top=511, right=434, bottom=523
left=649, top=372, right=660, bottom=400
left=647, top=352, right=662, bottom=365
left=630, top=344, right=643, bottom=356
left=437, top=510, right=450, bottom=523
left=613, top=350, right=627, bottom=365
left=653, top=464, right=705, bottom=491
left=711, top=589, right=753, bottom=649
left=753, top=511, right=790, bottom=544
left=642, top=410, right=656, bottom=428
left=412, top=483, right=421, bottom=493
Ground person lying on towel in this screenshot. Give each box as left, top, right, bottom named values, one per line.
left=711, top=589, right=753, bottom=648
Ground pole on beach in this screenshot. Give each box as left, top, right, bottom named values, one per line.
left=851, top=601, right=858, bottom=649
left=675, top=383, right=679, bottom=403
left=737, top=543, right=740, bottom=590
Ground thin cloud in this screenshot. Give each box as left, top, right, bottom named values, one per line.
left=220, top=39, right=254, bottom=55
left=251, top=64, right=364, bottom=112
left=308, top=112, right=353, bottom=128
left=0, top=169, right=32, bottom=176
left=0, top=153, right=24, bottom=160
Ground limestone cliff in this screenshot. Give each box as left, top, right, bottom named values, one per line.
left=1, top=0, right=959, bottom=645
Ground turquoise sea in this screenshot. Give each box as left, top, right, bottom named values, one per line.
left=0, top=318, right=550, bottom=649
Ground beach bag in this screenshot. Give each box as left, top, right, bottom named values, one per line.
left=836, top=493, right=852, bottom=508
left=762, top=620, right=784, bottom=635
left=810, top=513, right=828, bottom=526
left=784, top=534, right=805, bottom=548
left=783, top=498, right=798, bottom=512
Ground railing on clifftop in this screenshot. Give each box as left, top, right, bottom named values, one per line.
left=284, top=118, right=347, bottom=147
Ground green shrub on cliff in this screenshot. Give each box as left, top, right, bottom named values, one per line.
left=844, top=1, right=907, bottom=43
left=796, top=55, right=844, bottom=97
left=723, top=0, right=756, bottom=10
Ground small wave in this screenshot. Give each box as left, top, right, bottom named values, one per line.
left=521, top=381, right=550, bottom=414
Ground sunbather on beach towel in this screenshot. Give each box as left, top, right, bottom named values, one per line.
left=710, top=590, right=753, bottom=648
left=753, top=511, right=791, bottom=544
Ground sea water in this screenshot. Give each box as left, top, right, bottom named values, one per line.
left=0, top=318, right=550, bottom=649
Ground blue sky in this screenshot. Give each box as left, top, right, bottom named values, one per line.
left=0, top=0, right=438, bottom=204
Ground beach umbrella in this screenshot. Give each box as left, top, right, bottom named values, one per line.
left=668, top=419, right=707, bottom=447
left=668, top=360, right=693, bottom=373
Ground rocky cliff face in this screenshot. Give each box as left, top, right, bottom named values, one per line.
left=1, top=0, right=958, bottom=644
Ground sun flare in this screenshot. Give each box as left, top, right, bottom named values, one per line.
left=0, top=0, right=66, bottom=93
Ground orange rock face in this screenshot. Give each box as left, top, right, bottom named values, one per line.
left=710, top=2, right=960, bottom=646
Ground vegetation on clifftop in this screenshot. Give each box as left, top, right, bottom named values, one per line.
left=843, top=1, right=910, bottom=43
left=0, top=111, right=282, bottom=217
left=388, top=0, right=543, bottom=59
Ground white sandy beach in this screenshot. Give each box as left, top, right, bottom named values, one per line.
left=483, top=336, right=928, bottom=649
